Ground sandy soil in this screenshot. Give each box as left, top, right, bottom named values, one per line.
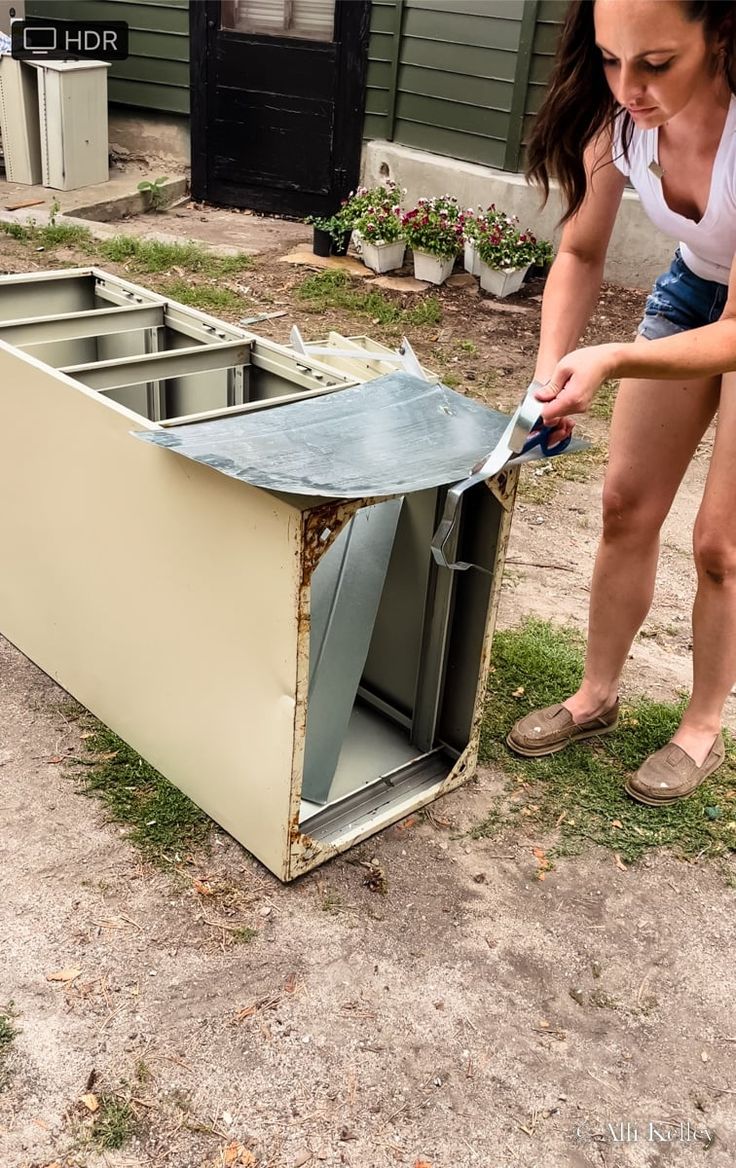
left=1, top=213, right=735, bottom=1168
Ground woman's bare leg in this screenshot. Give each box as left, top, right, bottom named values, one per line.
left=564, top=350, right=720, bottom=724
left=673, top=371, right=736, bottom=763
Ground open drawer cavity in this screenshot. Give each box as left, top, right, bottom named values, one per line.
left=0, top=268, right=357, bottom=422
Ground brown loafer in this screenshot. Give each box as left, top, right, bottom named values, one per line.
left=506, top=700, right=619, bottom=758
left=625, top=734, right=725, bottom=806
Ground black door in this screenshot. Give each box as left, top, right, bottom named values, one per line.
left=190, top=0, right=371, bottom=217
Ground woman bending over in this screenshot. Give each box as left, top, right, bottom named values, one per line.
left=507, top=0, right=736, bottom=805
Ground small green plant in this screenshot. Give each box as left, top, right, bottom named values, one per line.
left=91, top=1095, right=138, bottom=1150
left=137, top=176, right=169, bottom=212
left=530, top=237, right=555, bottom=270
left=49, top=197, right=61, bottom=226
left=305, top=213, right=349, bottom=250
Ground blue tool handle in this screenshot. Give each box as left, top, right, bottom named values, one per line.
left=522, top=417, right=573, bottom=457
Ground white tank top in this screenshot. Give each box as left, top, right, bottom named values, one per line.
left=612, top=97, right=736, bottom=284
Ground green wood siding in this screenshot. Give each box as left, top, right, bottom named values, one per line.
left=365, top=0, right=565, bottom=172
left=522, top=0, right=567, bottom=155
left=26, top=0, right=190, bottom=114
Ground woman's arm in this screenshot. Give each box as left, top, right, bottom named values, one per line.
left=538, top=249, right=736, bottom=423
left=534, top=130, right=627, bottom=382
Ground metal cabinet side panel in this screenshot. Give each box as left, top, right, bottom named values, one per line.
left=35, top=64, right=110, bottom=190
left=0, top=345, right=301, bottom=879
left=0, top=55, right=43, bottom=184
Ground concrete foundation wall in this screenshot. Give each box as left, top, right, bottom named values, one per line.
left=362, top=139, right=675, bottom=291
left=109, top=110, right=190, bottom=168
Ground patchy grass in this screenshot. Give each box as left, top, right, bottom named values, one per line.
left=97, top=235, right=251, bottom=277
left=477, top=619, right=736, bottom=866
left=406, top=295, right=444, bottom=327
left=0, top=219, right=93, bottom=250
left=0, top=223, right=250, bottom=284
left=518, top=442, right=608, bottom=504
left=0, top=1007, right=16, bottom=1088
left=73, top=721, right=211, bottom=864
left=590, top=378, right=619, bottom=421
left=91, top=1095, right=139, bottom=1150
left=321, top=890, right=346, bottom=915
left=517, top=378, right=616, bottom=505
left=156, top=277, right=251, bottom=316
left=295, top=270, right=441, bottom=328
left=231, top=926, right=258, bottom=944
left=0, top=221, right=29, bottom=241
left=442, top=372, right=462, bottom=388
left=37, top=222, right=94, bottom=249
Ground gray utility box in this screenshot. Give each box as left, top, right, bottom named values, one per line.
left=0, top=268, right=555, bottom=882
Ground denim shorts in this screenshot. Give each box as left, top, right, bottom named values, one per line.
left=638, top=248, right=728, bottom=340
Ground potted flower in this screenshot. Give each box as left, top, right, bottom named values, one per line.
left=337, top=180, right=403, bottom=253
left=353, top=202, right=405, bottom=273
left=306, top=213, right=352, bottom=258
left=463, top=206, right=493, bottom=276
left=475, top=216, right=537, bottom=298
left=400, top=195, right=465, bottom=284
left=526, top=237, right=555, bottom=279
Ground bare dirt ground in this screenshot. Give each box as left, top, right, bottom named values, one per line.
left=1, top=208, right=735, bottom=1168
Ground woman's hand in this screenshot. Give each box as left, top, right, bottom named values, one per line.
left=535, top=343, right=619, bottom=433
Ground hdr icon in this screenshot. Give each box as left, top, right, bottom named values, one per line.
left=11, top=20, right=129, bottom=61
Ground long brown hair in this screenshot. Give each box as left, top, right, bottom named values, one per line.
left=526, top=0, right=736, bottom=223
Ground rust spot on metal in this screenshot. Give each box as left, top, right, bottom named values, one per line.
left=289, top=815, right=316, bottom=848
left=300, top=499, right=357, bottom=585
left=300, top=494, right=392, bottom=586
left=438, top=756, right=470, bottom=796
left=487, top=467, right=517, bottom=511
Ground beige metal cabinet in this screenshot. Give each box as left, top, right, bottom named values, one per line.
left=0, top=54, right=42, bottom=183
left=0, top=268, right=524, bottom=881
left=28, top=59, right=109, bottom=189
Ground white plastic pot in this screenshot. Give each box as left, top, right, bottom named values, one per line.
left=479, top=262, right=530, bottom=298
left=464, top=239, right=482, bottom=276
left=412, top=251, right=456, bottom=285
left=361, top=239, right=406, bottom=274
